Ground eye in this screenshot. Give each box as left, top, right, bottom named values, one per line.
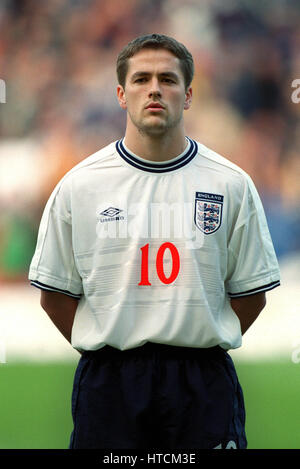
left=162, top=78, right=175, bottom=84
left=134, top=77, right=147, bottom=83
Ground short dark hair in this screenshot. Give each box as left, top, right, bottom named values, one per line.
left=116, top=34, right=194, bottom=90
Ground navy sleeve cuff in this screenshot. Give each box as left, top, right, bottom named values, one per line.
left=30, top=280, right=82, bottom=299
left=228, top=280, right=280, bottom=298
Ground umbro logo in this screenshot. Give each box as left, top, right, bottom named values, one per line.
left=100, top=207, right=123, bottom=217
left=98, top=207, right=125, bottom=223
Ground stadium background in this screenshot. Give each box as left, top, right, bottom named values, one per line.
left=0, top=0, right=300, bottom=449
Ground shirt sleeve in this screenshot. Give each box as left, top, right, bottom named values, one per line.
left=28, top=179, right=83, bottom=299
left=225, top=174, right=280, bottom=298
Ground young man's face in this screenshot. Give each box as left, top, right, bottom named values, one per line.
left=117, top=48, right=192, bottom=137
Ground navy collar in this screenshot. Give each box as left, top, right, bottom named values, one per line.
left=116, top=137, right=198, bottom=173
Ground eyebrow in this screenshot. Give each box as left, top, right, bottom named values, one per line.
left=130, top=71, right=179, bottom=82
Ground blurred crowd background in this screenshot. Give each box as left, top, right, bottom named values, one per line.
left=0, top=0, right=300, bottom=282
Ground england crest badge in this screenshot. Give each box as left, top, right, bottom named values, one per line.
left=194, top=192, right=224, bottom=234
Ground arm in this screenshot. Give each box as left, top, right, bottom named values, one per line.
left=230, top=292, right=266, bottom=335
left=40, top=290, right=79, bottom=346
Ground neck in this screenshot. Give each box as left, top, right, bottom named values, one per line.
left=123, top=124, right=187, bottom=162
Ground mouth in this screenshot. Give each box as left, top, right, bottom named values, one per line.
left=145, top=102, right=165, bottom=112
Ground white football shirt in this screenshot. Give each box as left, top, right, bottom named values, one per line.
left=29, top=137, right=280, bottom=351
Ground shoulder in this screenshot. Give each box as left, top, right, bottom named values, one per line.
left=52, top=140, right=117, bottom=193
left=193, top=140, right=266, bottom=218
left=63, top=140, right=117, bottom=181
left=42, top=141, right=118, bottom=213
left=194, top=140, right=256, bottom=195
left=195, top=141, right=249, bottom=180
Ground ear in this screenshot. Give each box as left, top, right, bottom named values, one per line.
left=184, top=87, right=192, bottom=110
left=117, top=85, right=127, bottom=110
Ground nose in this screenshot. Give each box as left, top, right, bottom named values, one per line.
left=148, top=77, right=162, bottom=98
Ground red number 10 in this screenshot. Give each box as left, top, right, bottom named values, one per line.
left=138, top=242, right=180, bottom=286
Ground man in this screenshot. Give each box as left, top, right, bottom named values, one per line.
left=29, top=34, right=280, bottom=449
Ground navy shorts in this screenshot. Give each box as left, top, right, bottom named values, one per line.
left=69, top=342, right=247, bottom=449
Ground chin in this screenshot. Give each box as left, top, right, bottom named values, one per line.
left=139, top=120, right=168, bottom=136
left=142, top=126, right=168, bottom=137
